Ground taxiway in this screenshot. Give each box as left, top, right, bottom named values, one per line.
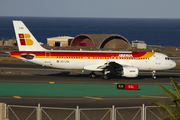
left=0, top=61, right=179, bottom=108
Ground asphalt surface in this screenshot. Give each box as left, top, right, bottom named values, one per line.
left=0, top=61, right=180, bottom=108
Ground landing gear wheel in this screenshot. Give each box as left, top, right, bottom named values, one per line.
left=101, top=74, right=109, bottom=80
left=89, top=73, right=96, bottom=78
left=152, top=76, right=156, bottom=80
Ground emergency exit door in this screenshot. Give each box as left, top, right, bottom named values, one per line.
left=45, top=52, right=51, bottom=63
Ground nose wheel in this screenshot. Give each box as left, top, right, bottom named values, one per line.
left=152, top=75, right=156, bottom=79
left=152, top=70, right=156, bottom=79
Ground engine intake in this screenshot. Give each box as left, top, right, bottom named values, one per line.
left=121, top=66, right=139, bottom=78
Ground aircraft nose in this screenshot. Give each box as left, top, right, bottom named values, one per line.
left=170, top=60, right=176, bottom=68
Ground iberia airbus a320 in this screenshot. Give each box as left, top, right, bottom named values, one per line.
left=10, top=21, right=176, bottom=79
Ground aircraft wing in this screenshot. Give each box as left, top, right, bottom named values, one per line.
left=84, top=61, right=123, bottom=73
left=97, top=61, right=122, bottom=69
left=84, top=60, right=138, bottom=78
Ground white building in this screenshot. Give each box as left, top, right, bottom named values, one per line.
left=132, top=40, right=147, bottom=49
left=47, top=36, right=74, bottom=47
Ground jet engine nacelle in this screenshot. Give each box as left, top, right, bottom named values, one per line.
left=121, top=66, right=139, bottom=78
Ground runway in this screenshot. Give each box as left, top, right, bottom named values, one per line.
left=0, top=61, right=179, bottom=108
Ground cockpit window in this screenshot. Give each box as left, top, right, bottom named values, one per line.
left=165, top=57, right=170, bottom=60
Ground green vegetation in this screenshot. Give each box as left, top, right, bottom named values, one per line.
left=150, top=78, right=180, bottom=120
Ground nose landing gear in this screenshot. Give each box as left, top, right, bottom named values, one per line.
left=152, top=70, right=156, bottom=79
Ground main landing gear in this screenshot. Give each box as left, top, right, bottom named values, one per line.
left=101, top=69, right=110, bottom=80
left=101, top=74, right=109, bottom=80
left=152, top=70, right=156, bottom=79
left=89, top=72, right=96, bottom=78
left=89, top=70, right=110, bottom=80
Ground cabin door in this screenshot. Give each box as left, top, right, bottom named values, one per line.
left=155, top=54, right=161, bottom=64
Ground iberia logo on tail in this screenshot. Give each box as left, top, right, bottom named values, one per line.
left=19, top=34, right=33, bottom=46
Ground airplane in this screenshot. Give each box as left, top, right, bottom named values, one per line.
left=10, top=21, right=176, bottom=80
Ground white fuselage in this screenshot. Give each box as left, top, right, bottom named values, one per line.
left=20, top=51, right=176, bottom=71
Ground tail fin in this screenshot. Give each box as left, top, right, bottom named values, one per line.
left=13, top=21, right=46, bottom=51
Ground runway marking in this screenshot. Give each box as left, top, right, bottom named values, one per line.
left=140, top=95, right=169, bottom=98
left=49, top=82, right=55, bottom=84
left=13, top=96, right=21, bottom=99
left=0, top=96, right=170, bottom=100
left=0, top=80, right=173, bottom=85
left=84, top=96, right=103, bottom=100
left=113, top=83, right=120, bottom=84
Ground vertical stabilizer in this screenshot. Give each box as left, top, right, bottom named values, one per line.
left=13, top=21, right=46, bottom=51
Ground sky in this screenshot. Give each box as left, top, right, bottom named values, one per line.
left=1, top=0, right=180, bottom=18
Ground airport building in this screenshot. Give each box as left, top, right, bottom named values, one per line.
left=0, top=41, right=3, bottom=46
left=0, top=38, right=17, bottom=46
left=47, top=36, right=74, bottom=47
left=70, top=34, right=131, bottom=49
left=132, top=40, right=147, bottom=49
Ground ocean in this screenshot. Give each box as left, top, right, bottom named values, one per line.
left=0, top=16, right=180, bottom=46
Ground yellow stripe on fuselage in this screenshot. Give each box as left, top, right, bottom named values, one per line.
left=10, top=55, right=23, bottom=58
left=11, top=53, right=155, bottom=60
left=141, top=52, right=155, bottom=58
left=35, top=56, right=46, bottom=58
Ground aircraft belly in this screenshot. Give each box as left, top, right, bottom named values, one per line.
left=55, top=59, right=99, bottom=70
left=25, top=58, right=46, bottom=66
left=27, top=58, right=167, bottom=71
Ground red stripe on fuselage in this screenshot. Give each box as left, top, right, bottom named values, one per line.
left=131, top=52, right=146, bottom=57
left=10, top=51, right=147, bottom=58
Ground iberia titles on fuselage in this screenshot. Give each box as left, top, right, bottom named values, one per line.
left=10, top=21, right=176, bottom=79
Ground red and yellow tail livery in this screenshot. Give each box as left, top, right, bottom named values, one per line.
left=13, top=21, right=45, bottom=51
left=19, top=34, right=33, bottom=46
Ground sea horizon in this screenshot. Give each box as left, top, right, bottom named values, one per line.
left=0, top=16, right=180, bottom=46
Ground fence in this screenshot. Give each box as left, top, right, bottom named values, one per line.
left=0, top=103, right=170, bottom=120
